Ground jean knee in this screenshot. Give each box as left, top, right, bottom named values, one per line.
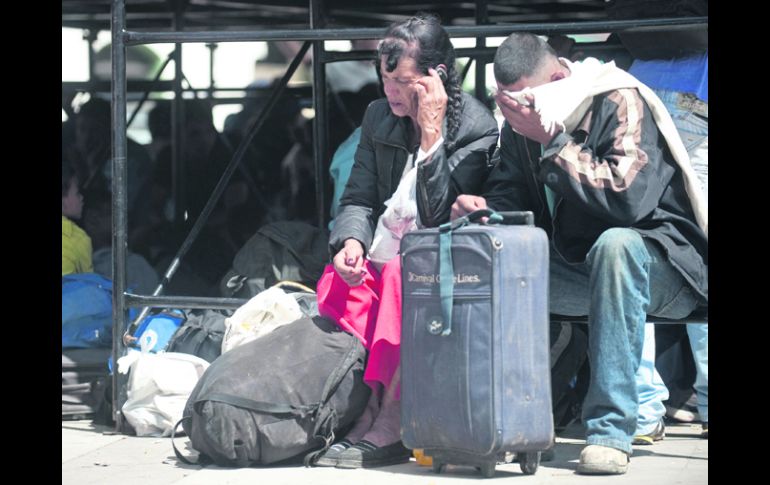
left=588, top=228, right=648, bottom=265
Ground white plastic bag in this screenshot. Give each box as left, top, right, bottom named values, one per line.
left=368, top=165, right=419, bottom=268
left=221, top=286, right=304, bottom=354
left=118, top=336, right=210, bottom=437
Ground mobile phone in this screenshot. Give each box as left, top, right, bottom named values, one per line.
left=435, top=65, right=447, bottom=83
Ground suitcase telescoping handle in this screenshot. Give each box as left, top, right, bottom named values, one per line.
left=434, top=210, right=534, bottom=336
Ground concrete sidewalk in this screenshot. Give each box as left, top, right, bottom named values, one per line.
left=62, top=419, right=707, bottom=484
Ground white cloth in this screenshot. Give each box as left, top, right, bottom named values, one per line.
left=506, top=57, right=707, bottom=238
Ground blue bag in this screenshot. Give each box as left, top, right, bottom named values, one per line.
left=131, top=310, right=186, bottom=353
left=62, top=273, right=137, bottom=349
left=62, top=273, right=114, bottom=349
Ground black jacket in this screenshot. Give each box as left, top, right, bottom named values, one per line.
left=484, top=88, right=707, bottom=302
left=330, top=92, right=499, bottom=256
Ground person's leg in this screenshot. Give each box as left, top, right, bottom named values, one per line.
left=633, top=323, right=668, bottom=443
left=687, top=322, right=708, bottom=436
left=313, top=262, right=384, bottom=465
left=335, top=256, right=412, bottom=467
left=356, top=256, right=404, bottom=447
left=566, top=229, right=698, bottom=474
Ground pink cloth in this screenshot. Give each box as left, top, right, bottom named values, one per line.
left=317, top=257, right=402, bottom=398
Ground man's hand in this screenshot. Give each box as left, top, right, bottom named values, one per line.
left=451, top=194, right=488, bottom=220
left=414, top=68, right=448, bottom=151
left=494, top=90, right=558, bottom=145
left=332, top=238, right=367, bottom=286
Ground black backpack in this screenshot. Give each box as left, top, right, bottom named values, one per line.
left=165, top=309, right=231, bottom=363
left=173, top=315, right=370, bottom=467
left=219, top=221, right=330, bottom=299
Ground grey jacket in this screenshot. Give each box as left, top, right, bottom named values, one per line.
left=329, top=92, right=499, bottom=256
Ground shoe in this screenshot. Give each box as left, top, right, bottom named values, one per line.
left=576, top=445, right=629, bottom=475
left=313, top=439, right=353, bottom=467
left=701, top=422, right=708, bottom=439
left=633, top=418, right=665, bottom=445
left=335, top=440, right=412, bottom=469
left=665, top=404, right=699, bottom=423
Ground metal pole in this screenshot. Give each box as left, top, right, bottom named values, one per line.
left=126, top=54, right=173, bottom=128
left=124, top=18, right=707, bottom=45
left=85, top=29, right=97, bottom=82
left=110, top=0, right=129, bottom=432
left=125, top=293, right=248, bottom=310
left=207, top=43, right=217, bottom=99
left=475, top=0, right=488, bottom=102
left=172, top=0, right=187, bottom=225
left=123, top=42, right=313, bottom=339
left=311, top=0, right=328, bottom=228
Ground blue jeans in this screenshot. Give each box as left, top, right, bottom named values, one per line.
left=549, top=228, right=699, bottom=454
left=634, top=88, right=708, bottom=434
left=635, top=323, right=669, bottom=434
left=687, top=323, right=708, bottom=422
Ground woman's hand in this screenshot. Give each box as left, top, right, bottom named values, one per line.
left=332, top=238, right=367, bottom=286
left=414, top=68, right=448, bottom=151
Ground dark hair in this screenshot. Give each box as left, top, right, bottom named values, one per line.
left=376, top=13, right=463, bottom=149
left=493, top=33, right=557, bottom=86
left=82, top=189, right=112, bottom=250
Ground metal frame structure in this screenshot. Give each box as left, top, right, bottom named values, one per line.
left=102, top=0, right=706, bottom=431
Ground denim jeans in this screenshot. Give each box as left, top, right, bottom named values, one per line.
left=549, top=228, right=700, bottom=454
left=686, top=323, right=708, bottom=422
left=634, top=88, right=708, bottom=434
left=635, top=323, right=669, bottom=434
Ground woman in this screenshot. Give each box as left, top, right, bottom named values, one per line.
left=315, top=14, right=499, bottom=468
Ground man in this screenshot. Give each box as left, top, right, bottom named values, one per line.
left=452, top=33, right=707, bottom=475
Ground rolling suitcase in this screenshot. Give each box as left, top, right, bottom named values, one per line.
left=400, top=210, right=553, bottom=477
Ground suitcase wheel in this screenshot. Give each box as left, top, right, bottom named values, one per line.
left=432, top=461, right=445, bottom=474
left=519, top=451, right=540, bottom=475
left=478, top=462, right=495, bottom=478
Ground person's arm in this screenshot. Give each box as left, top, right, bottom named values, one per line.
left=539, top=89, right=675, bottom=225
left=329, top=102, right=382, bottom=257
left=481, top=123, right=536, bottom=213
left=416, top=96, right=499, bottom=227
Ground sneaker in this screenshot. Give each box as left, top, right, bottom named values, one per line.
left=335, top=440, right=412, bottom=469
left=665, top=404, right=699, bottom=423
left=576, top=445, right=629, bottom=475
left=701, top=422, right=708, bottom=439
left=313, top=439, right=353, bottom=467
left=633, top=418, right=665, bottom=445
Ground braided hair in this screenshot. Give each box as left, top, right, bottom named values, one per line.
left=376, top=13, right=463, bottom=151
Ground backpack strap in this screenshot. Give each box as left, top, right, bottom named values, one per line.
left=171, top=416, right=202, bottom=466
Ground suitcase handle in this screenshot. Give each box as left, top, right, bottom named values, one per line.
left=497, top=211, right=535, bottom=226
left=444, top=210, right=534, bottom=232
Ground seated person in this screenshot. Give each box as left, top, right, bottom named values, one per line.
left=62, top=157, right=93, bottom=275
left=452, top=33, right=707, bottom=475
left=313, top=13, right=499, bottom=468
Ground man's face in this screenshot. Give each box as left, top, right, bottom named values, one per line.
left=380, top=54, right=422, bottom=120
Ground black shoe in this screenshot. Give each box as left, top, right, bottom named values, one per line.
left=314, top=439, right=354, bottom=467
left=335, top=440, right=412, bottom=469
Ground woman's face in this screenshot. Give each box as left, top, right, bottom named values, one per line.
left=380, top=54, right=422, bottom=121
